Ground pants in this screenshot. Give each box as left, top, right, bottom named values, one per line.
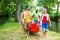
left=34, top=20, right=38, bottom=23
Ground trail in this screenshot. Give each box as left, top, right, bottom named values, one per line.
left=0, top=27, right=60, bottom=40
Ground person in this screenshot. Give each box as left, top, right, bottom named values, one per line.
left=20, top=9, right=25, bottom=30
left=41, top=8, right=51, bottom=38
left=24, top=5, right=31, bottom=38
left=32, top=9, right=40, bottom=23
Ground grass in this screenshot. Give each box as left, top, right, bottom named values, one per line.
left=0, top=18, right=60, bottom=40
left=0, top=18, right=20, bottom=34
left=0, top=18, right=27, bottom=40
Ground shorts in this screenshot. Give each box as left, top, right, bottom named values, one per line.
left=34, top=20, right=38, bottom=23
left=25, top=22, right=30, bottom=31
left=42, top=22, right=48, bottom=32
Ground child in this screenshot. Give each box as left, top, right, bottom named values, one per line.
left=32, top=9, right=40, bottom=23
left=41, top=8, right=51, bottom=38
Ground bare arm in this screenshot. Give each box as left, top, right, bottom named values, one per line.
left=48, top=14, right=51, bottom=27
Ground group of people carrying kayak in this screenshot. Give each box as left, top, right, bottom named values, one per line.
left=20, top=5, right=51, bottom=38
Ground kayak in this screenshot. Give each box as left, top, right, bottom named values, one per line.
left=29, top=21, right=40, bottom=33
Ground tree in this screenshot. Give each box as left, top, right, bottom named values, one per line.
left=55, top=0, right=60, bottom=32
left=37, top=0, right=57, bottom=14
left=14, top=0, right=22, bottom=22
left=0, top=0, right=18, bottom=18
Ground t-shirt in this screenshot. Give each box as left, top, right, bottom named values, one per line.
left=33, top=13, right=39, bottom=20
left=32, top=13, right=41, bottom=21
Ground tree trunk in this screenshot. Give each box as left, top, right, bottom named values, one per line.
left=14, top=0, right=22, bottom=22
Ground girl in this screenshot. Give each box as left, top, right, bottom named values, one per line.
left=24, top=5, right=31, bottom=38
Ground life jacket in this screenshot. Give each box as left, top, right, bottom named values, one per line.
left=24, top=11, right=31, bottom=22
left=42, top=14, right=49, bottom=23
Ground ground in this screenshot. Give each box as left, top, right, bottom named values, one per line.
left=0, top=18, right=60, bottom=40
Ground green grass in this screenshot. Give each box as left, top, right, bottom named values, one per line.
left=0, top=23, right=20, bottom=34
left=0, top=18, right=21, bottom=34
left=0, top=18, right=27, bottom=40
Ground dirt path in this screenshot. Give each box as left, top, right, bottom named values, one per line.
left=0, top=28, right=60, bottom=40
left=11, top=29, right=60, bottom=40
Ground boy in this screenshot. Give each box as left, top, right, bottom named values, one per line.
left=32, top=9, right=40, bottom=23
left=41, top=8, right=51, bottom=38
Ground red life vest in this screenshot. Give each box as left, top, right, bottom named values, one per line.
left=42, top=15, right=48, bottom=23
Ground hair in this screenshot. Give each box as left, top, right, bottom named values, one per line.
left=26, top=5, right=29, bottom=9
left=44, top=7, right=48, bottom=13
left=36, top=10, right=38, bottom=14
left=44, top=7, right=47, bottom=10
left=44, top=7, right=47, bottom=9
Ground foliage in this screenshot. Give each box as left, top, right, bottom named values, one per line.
left=0, top=0, right=60, bottom=19
left=37, top=0, right=57, bottom=7
left=0, top=0, right=18, bottom=15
